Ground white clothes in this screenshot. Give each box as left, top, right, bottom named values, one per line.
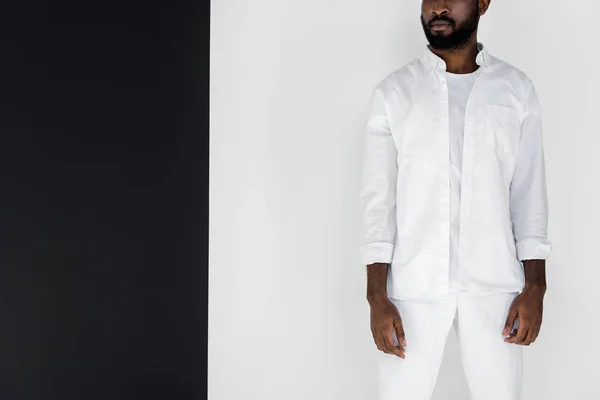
left=360, top=42, right=551, bottom=300
left=377, top=291, right=522, bottom=400
left=446, top=69, right=481, bottom=292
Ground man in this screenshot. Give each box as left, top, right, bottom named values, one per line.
left=359, top=0, right=551, bottom=399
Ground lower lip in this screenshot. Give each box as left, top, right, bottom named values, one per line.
left=430, top=23, right=451, bottom=31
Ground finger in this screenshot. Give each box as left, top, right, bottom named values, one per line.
left=371, top=327, right=383, bottom=351
left=502, top=309, right=518, bottom=336
left=394, top=321, right=406, bottom=359
left=526, top=326, right=540, bottom=345
left=372, top=331, right=381, bottom=350
left=504, top=315, right=520, bottom=342
left=385, top=325, right=404, bottom=358
left=532, top=322, right=542, bottom=341
left=533, top=326, right=541, bottom=342
left=394, top=320, right=407, bottom=348
left=504, top=322, right=527, bottom=344
left=513, top=323, right=530, bottom=345
left=375, top=331, right=387, bottom=353
left=505, top=330, right=517, bottom=340
left=376, top=326, right=392, bottom=354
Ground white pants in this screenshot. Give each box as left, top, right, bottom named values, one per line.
left=378, top=291, right=522, bottom=400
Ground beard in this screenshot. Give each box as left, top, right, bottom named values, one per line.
left=420, top=4, right=480, bottom=50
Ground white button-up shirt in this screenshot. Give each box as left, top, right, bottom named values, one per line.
left=360, top=43, right=552, bottom=300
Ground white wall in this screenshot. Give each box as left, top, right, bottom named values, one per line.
left=209, top=0, right=600, bottom=398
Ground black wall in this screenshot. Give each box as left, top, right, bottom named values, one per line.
left=0, top=1, right=209, bottom=398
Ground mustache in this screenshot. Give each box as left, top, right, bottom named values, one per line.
left=429, top=16, right=456, bottom=27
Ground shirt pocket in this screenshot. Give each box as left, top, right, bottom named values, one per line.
left=485, top=104, right=520, bottom=160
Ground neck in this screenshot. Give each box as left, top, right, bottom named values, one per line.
left=429, top=36, right=479, bottom=74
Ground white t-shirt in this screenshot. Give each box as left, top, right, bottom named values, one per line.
left=446, top=68, right=481, bottom=293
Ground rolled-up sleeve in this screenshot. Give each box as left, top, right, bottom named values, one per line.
left=359, top=85, right=398, bottom=266
left=510, top=79, right=552, bottom=261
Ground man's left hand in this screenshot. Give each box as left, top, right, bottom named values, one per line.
left=502, top=286, right=545, bottom=345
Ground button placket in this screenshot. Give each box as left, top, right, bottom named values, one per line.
left=457, top=72, right=485, bottom=288
left=438, top=71, right=451, bottom=294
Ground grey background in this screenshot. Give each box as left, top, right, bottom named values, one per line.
left=210, top=0, right=599, bottom=398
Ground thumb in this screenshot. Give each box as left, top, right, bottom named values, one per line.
left=503, top=308, right=518, bottom=336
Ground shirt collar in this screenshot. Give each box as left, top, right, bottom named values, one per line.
left=421, top=42, right=491, bottom=73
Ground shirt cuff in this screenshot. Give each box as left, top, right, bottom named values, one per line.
left=515, top=237, right=552, bottom=261
left=361, top=242, right=394, bottom=265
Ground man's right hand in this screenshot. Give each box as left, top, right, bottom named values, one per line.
left=368, top=296, right=406, bottom=358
